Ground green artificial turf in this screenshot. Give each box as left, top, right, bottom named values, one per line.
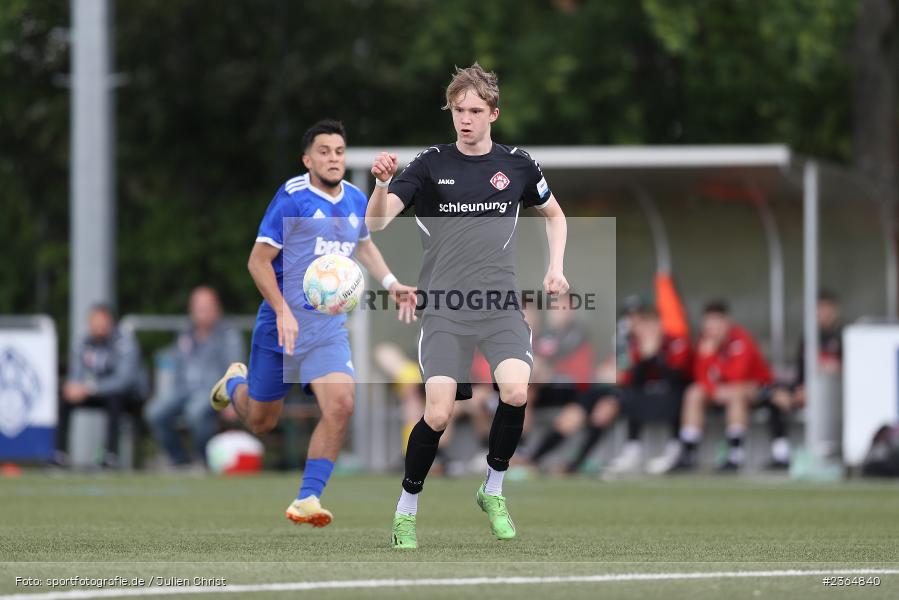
left=1, top=473, right=898, bottom=599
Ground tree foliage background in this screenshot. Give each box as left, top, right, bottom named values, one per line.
left=0, top=0, right=872, bottom=344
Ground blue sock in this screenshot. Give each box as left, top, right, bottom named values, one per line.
left=225, top=375, right=247, bottom=401
left=298, top=458, right=335, bottom=500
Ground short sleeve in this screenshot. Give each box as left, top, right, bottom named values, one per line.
left=256, top=188, right=290, bottom=249
left=349, top=187, right=371, bottom=240
left=521, top=155, right=552, bottom=209
left=388, top=149, right=431, bottom=209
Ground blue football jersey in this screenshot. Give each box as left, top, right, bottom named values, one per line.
left=255, top=173, right=370, bottom=331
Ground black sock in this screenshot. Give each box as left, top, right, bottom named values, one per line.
left=487, top=401, right=526, bottom=471
left=627, top=420, right=642, bottom=442
left=769, top=404, right=788, bottom=439
left=567, top=426, right=603, bottom=472
left=531, top=430, right=564, bottom=463
left=402, top=418, right=445, bottom=494
left=681, top=442, right=698, bottom=466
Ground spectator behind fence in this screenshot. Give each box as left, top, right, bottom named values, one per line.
left=764, top=290, right=843, bottom=468
left=55, top=304, right=146, bottom=469
left=648, top=300, right=772, bottom=473
left=145, top=286, right=245, bottom=468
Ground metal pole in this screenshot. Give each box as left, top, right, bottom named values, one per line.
left=803, top=161, right=821, bottom=457
left=755, top=199, right=786, bottom=370
left=70, top=0, right=115, bottom=343
left=349, top=167, right=376, bottom=469
left=633, top=186, right=672, bottom=273
left=882, top=200, right=898, bottom=320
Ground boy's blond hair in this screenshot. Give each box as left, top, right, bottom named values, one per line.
left=442, top=62, right=499, bottom=111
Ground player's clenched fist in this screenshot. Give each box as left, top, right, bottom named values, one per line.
left=543, top=268, right=569, bottom=296
left=371, top=152, right=398, bottom=182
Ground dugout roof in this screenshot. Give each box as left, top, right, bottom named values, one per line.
left=343, top=145, right=895, bottom=468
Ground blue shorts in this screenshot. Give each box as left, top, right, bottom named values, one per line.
left=248, top=318, right=355, bottom=402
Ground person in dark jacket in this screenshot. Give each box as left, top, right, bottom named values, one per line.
left=765, top=290, right=842, bottom=468
left=145, top=286, right=245, bottom=467
left=56, top=304, right=145, bottom=468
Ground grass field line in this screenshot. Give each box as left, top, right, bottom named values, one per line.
left=3, top=568, right=898, bottom=599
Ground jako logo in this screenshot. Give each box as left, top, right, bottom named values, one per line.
left=437, top=178, right=455, bottom=185
left=314, top=237, right=355, bottom=256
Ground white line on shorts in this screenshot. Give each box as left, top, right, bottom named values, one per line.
left=3, top=569, right=898, bottom=599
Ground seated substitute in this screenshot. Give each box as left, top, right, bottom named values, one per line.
left=603, top=304, right=692, bottom=476
left=55, top=304, right=146, bottom=469
left=524, top=355, right=616, bottom=474
left=648, top=299, right=772, bottom=473
left=523, top=292, right=597, bottom=473
left=762, top=289, right=842, bottom=469
left=145, top=286, right=245, bottom=468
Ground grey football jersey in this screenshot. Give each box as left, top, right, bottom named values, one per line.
left=388, top=142, right=552, bottom=319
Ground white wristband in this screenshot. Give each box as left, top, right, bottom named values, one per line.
left=375, top=177, right=392, bottom=189
left=381, top=273, right=398, bottom=289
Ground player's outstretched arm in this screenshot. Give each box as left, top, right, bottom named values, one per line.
left=536, top=194, right=570, bottom=296
left=354, top=238, right=417, bottom=323
left=248, top=242, right=299, bottom=355
left=366, top=152, right=405, bottom=232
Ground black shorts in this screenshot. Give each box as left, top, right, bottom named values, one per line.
left=418, top=312, right=533, bottom=400
left=619, top=380, right=684, bottom=422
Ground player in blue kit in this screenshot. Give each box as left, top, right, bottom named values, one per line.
left=210, top=120, right=415, bottom=527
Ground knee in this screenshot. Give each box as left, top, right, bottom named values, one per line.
left=247, top=413, right=279, bottom=436
left=729, top=385, right=754, bottom=407
left=323, top=392, right=355, bottom=424
left=592, top=399, right=619, bottom=427
left=770, top=390, right=789, bottom=411
left=555, top=407, right=584, bottom=435
left=144, top=402, right=169, bottom=429
left=499, top=385, right=528, bottom=408
left=185, top=407, right=214, bottom=432
left=684, top=383, right=704, bottom=404
left=424, top=405, right=452, bottom=432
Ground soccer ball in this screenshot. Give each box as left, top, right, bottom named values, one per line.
left=303, top=253, right=365, bottom=314
left=206, top=430, right=264, bottom=475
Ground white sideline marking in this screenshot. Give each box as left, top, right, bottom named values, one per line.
left=3, top=569, right=898, bottom=599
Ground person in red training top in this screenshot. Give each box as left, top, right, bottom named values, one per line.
left=648, top=299, right=772, bottom=473
left=602, top=304, right=692, bottom=477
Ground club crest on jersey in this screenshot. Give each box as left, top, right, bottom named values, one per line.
left=490, top=171, right=510, bottom=191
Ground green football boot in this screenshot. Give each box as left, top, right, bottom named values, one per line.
left=476, top=484, right=516, bottom=540
left=392, top=512, right=418, bottom=549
